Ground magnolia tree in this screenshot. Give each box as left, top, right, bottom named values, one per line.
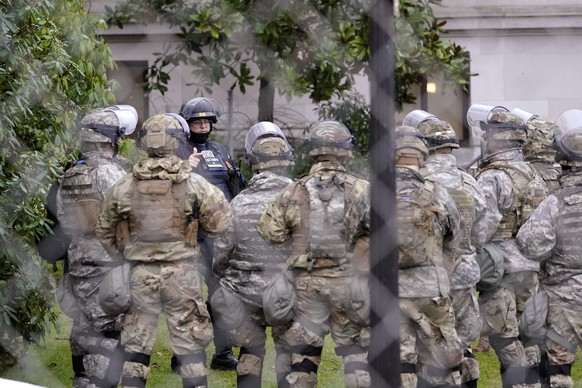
left=0, top=0, right=116, bottom=369
left=106, top=0, right=471, bottom=122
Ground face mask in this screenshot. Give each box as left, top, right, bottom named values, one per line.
left=189, top=131, right=210, bottom=144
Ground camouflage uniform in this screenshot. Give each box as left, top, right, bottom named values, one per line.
left=342, top=167, right=464, bottom=388
left=516, top=172, right=582, bottom=388
left=421, top=152, right=493, bottom=387
left=214, top=170, right=293, bottom=387
left=475, top=111, right=545, bottom=387
left=516, top=115, right=582, bottom=388
left=342, top=126, right=464, bottom=388
left=57, top=107, right=136, bottom=388
left=212, top=121, right=295, bottom=388
left=258, top=120, right=370, bottom=388
left=58, top=153, right=126, bottom=388
left=96, top=114, right=232, bottom=388
left=523, top=117, right=561, bottom=194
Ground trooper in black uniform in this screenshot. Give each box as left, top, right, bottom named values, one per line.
left=176, top=97, right=247, bottom=370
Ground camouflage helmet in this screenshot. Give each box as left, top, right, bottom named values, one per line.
left=140, top=113, right=189, bottom=156
left=395, top=125, right=428, bottom=165
left=179, top=97, right=224, bottom=124
left=78, top=106, right=138, bottom=146
left=305, top=120, right=353, bottom=158
left=480, top=111, right=527, bottom=143
left=250, top=136, right=295, bottom=172
left=523, top=117, right=557, bottom=163
left=417, top=120, right=460, bottom=151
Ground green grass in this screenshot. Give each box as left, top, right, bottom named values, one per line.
left=4, top=313, right=582, bottom=387
left=0, top=312, right=343, bottom=387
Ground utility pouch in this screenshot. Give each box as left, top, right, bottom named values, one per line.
left=99, top=261, right=133, bottom=316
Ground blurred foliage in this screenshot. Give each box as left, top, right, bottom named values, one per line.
left=106, top=0, right=471, bottom=120
left=0, top=0, right=116, bottom=371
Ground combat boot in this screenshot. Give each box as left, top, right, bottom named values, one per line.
left=474, top=336, right=490, bottom=353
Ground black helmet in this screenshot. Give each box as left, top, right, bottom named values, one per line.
left=179, top=97, right=224, bottom=124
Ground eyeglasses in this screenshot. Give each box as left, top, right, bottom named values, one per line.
left=190, top=119, right=211, bottom=127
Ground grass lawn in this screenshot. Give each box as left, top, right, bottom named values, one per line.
left=3, top=311, right=582, bottom=387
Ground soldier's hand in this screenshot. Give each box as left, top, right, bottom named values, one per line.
left=188, top=147, right=203, bottom=170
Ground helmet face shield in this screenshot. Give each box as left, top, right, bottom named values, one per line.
left=466, top=104, right=509, bottom=127
left=105, top=107, right=138, bottom=136
left=245, top=121, right=288, bottom=155
left=402, top=109, right=439, bottom=129
left=555, top=109, right=582, bottom=139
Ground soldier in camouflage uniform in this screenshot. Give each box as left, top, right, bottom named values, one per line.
left=342, top=126, right=464, bottom=388
left=257, top=120, right=370, bottom=388
left=96, top=113, right=232, bottom=388
left=514, top=109, right=562, bottom=193
left=57, top=106, right=137, bottom=388
left=474, top=109, right=546, bottom=387
left=516, top=111, right=582, bottom=388
left=416, top=117, right=497, bottom=388
left=213, top=122, right=295, bottom=387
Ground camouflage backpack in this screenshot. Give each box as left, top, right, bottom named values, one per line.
left=397, top=181, right=438, bottom=269
left=59, top=160, right=102, bottom=236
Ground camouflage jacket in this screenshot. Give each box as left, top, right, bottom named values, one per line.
left=342, top=167, right=462, bottom=297
left=96, top=155, right=231, bottom=263
left=476, top=149, right=541, bottom=273
left=421, top=153, right=496, bottom=289
left=516, top=172, right=582, bottom=311
left=257, top=160, right=369, bottom=277
left=214, top=170, right=292, bottom=307
left=56, top=151, right=126, bottom=331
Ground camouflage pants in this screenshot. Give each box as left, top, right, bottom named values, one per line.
left=400, top=296, right=462, bottom=388
left=121, top=261, right=213, bottom=387
left=544, top=301, right=582, bottom=388
left=479, top=281, right=532, bottom=387
left=285, top=274, right=371, bottom=388
left=229, top=302, right=292, bottom=386
left=450, top=287, right=482, bottom=384
left=70, top=316, right=124, bottom=388
left=504, top=271, right=539, bottom=319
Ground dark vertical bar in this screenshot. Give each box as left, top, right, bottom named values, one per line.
left=369, top=1, right=399, bottom=387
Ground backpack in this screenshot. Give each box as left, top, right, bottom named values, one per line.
left=59, top=160, right=102, bottom=235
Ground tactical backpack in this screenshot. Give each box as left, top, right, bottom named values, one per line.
left=396, top=181, right=438, bottom=269
left=58, top=160, right=102, bottom=235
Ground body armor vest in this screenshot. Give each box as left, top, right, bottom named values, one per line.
left=426, top=173, right=475, bottom=252
left=532, top=162, right=561, bottom=194
left=554, top=186, right=582, bottom=268
left=59, top=159, right=102, bottom=236
left=230, top=186, right=289, bottom=270
left=479, top=161, right=547, bottom=241
left=397, top=180, right=442, bottom=269
left=304, top=175, right=348, bottom=260
left=128, top=179, right=188, bottom=244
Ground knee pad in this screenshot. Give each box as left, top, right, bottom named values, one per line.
left=121, top=352, right=151, bottom=388
left=171, top=352, right=206, bottom=375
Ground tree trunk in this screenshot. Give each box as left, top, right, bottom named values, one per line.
left=258, top=77, right=275, bottom=122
